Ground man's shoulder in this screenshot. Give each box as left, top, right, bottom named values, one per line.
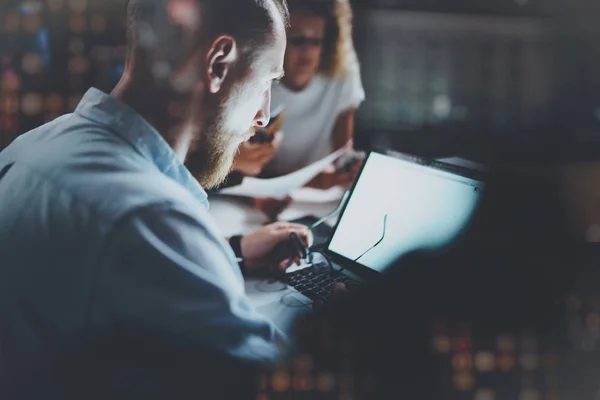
left=69, top=163, right=205, bottom=227
left=4, top=119, right=204, bottom=226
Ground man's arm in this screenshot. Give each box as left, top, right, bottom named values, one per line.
left=90, top=203, right=285, bottom=362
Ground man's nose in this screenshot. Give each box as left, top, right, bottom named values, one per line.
left=253, top=90, right=271, bottom=128
left=254, top=109, right=269, bottom=128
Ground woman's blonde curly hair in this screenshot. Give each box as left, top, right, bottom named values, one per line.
left=287, top=0, right=359, bottom=79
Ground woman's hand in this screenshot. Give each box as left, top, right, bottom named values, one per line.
left=232, top=131, right=283, bottom=177
left=306, top=155, right=363, bottom=190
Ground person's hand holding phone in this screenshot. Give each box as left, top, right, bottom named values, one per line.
left=306, top=165, right=353, bottom=190
left=306, top=151, right=365, bottom=190
left=231, top=130, right=283, bottom=177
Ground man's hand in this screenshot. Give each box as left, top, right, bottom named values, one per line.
left=232, top=131, right=283, bottom=177
left=240, top=222, right=313, bottom=272
left=312, top=282, right=352, bottom=312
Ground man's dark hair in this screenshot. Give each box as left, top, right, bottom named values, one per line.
left=126, top=0, right=289, bottom=66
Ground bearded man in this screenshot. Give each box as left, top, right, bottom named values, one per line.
left=0, top=0, right=311, bottom=397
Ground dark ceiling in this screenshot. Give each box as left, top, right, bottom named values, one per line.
left=351, top=0, right=600, bottom=17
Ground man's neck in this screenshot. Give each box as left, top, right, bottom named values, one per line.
left=111, top=72, right=191, bottom=161
left=111, top=72, right=165, bottom=129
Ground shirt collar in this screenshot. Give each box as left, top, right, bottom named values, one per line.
left=75, top=88, right=209, bottom=209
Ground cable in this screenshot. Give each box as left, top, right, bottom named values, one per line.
left=353, top=214, right=388, bottom=263
left=309, top=189, right=351, bottom=230
left=308, top=248, right=336, bottom=273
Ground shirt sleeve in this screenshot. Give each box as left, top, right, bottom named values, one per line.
left=90, top=202, right=285, bottom=364
left=336, top=67, right=366, bottom=115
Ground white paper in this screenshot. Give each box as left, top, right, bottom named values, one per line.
left=219, top=147, right=347, bottom=199
left=289, top=186, right=346, bottom=204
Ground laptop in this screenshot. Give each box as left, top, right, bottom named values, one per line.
left=245, top=150, right=485, bottom=332
left=289, top=155, right=484, bottom=247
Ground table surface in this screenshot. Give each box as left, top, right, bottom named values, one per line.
left=207, top=186, right=347, bottom=237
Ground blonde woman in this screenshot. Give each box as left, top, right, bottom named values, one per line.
left=263, top=0, right=365, bottom=190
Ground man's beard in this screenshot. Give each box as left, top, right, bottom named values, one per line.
left=184, top=106, right=250, bottom=190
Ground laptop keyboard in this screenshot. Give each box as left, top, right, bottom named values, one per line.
left=283, top=266, right=359, bottom=302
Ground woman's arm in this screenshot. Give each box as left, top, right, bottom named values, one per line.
left=331, top=108, right=357, bottom=151
left=305, top=108, right=358, bottom=190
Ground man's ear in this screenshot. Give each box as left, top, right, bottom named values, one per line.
left=206, top=35, right=239, bottom=94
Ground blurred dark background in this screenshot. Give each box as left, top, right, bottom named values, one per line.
left=1, top=0, right=600, bottom=158
left=352, top=0, right=600, bottom=158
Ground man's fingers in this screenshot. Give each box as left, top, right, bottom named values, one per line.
left=290, top=225, right=313, bottom=248
left=263, top=222, right=312, bottom=255
left=278, top=258, right=293, bottom=272
left=312, top=283, right=349, bottom=311
left=332, top=282, right=347, bottom=291
left=331, top=282, right=348, bottom=299
left=272, top=221, right=307, bottom=233
left=270, top=220, right=298, bottom=231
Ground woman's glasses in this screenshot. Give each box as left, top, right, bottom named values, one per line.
left=287, top=37, right=324, bottom=47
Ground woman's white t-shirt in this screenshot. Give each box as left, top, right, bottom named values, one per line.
left=265, top=69, right=365, bottom=174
